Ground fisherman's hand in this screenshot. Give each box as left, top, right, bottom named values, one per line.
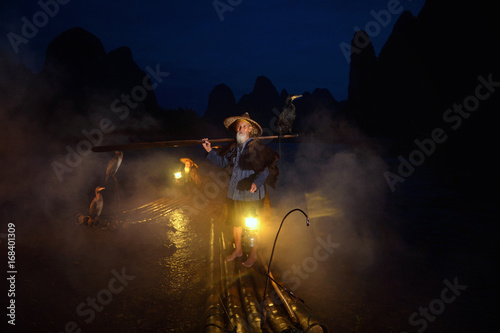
left=250, top=183, right=257, bottom=193
left=201, top=138, right=212, bottom=152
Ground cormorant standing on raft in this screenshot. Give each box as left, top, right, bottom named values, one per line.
left=277, top=94, right=302, bottom=136
left=89, top=186, right=105, bottom=225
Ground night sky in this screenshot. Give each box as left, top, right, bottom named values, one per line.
left=0, top=0, right=425, bottom=114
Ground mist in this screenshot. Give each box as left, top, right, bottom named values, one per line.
left=0, top=62, right=398, bottom=328
left=0, top=73, right=484, bottom=332
left=257, top=108, right=389, bottom=281
left=0, top=70, right=216, bottom=330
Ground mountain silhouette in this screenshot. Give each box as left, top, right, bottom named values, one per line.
left=9, top=27, right=164, bottom=140
left=196, top=0, right=499, bottom=196
left=202, top=83, right=238, bottom=137
left=1, top=0, right=498, bottom=193
left=237, top=76, right=281, bottom=129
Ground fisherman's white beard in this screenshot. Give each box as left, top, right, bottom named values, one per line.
left=184, top=166, right=191, bottom=174
left=236, top=132, right=248, bottom=145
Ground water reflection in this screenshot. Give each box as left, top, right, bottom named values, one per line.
left=21, top=196, right=210, bottom=332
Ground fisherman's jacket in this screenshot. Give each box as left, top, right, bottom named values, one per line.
left=206, top=137, right=279, bottom=201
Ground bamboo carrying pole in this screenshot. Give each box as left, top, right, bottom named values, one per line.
left=91, top=134, right=299, bottom=152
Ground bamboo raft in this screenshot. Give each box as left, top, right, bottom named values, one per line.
left=204, top=220, right=328, bottom=333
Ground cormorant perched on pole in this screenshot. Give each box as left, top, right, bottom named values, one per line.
left=105, top=151, right=123, bottom=184
left=89, top=186, right=105, bottom=225
left=277, top=94, right=301, bottom=164
left=277, top=94, right=302, bottom=136
left=105, top=151, right=123, bottom=207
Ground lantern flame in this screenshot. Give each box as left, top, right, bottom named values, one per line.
left=245, top=217, right=258, bottom=230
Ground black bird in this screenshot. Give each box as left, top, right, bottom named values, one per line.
left=277, top=94, right=302, bottom=136
left=105, top=151, right=123, bottom=185
left=89, top=186, right=106, bottom=223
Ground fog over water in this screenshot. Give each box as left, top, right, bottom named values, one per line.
left=256, top=117, right=394, bottom=314
left=1, top=69, right=496, bottom=331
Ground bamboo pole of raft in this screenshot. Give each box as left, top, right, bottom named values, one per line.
left=91, top=134, right=299, bottom=152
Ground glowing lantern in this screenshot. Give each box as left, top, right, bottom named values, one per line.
left=243, top=208, right=259, bottom=248
left=244, top=216, right=259, bottom=230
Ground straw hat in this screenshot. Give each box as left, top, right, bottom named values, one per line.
left=223, top=112, right=263, bottom=137
left=180, top=158, right=198, bottom=168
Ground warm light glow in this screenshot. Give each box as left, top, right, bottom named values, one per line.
left=174, top=172, right=182, bottom=179
left=245, top=217, right=259, bottom=230
left=305, top=190, right=341, bottom=218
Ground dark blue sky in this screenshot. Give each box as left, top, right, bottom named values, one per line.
left=1, top=0, right=425, bottom=114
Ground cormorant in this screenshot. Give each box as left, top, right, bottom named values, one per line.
left=89, top=186, right=105, bottom=222
left=105, top=151, right=123, bottom=184
left=277, top=94, right=302, bottom=136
